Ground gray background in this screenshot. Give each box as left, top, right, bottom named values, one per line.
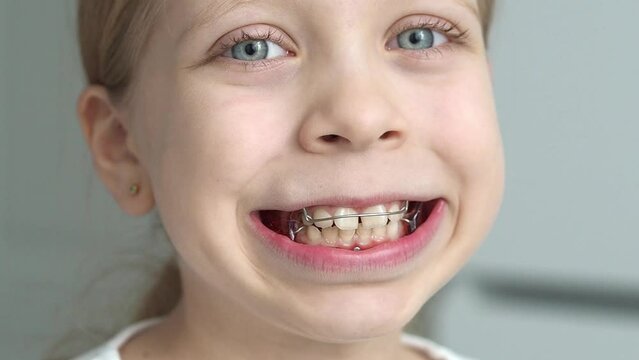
left=2, top=1, right=638, bottom=359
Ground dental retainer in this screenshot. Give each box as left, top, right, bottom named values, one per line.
left=287, top=201, right=425, bottom=251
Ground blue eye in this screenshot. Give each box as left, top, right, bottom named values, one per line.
left=396, top=28, right=447, bottom=50
left=398, top=29, right=433, bottom=49
left=228, top=39, right=287, bottom=61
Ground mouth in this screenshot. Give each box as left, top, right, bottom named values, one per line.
left=258, top=199, right=439, bottom=252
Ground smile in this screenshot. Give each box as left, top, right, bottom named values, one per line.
left=259, top=200, right=438, bottom=251
left=250, top=197, right=447, bottom=277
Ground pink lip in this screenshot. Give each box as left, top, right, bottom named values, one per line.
left=247, top=198, right=447, bottom=279
left=258, top=193, right=439, bottom=212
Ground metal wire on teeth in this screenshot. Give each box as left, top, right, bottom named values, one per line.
left=288, top=201, right=424, bottom=249
left=300, top=201, right=410, bottom=224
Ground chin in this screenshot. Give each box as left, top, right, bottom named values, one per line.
left=287, top=293, right=418, bottom=343
left=306, top=314, right=410, bottom=343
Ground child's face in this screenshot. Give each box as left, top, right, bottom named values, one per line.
left=125, top=0, right=503, bottom=340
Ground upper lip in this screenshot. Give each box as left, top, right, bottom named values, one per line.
left=255, top=193, right=442, bottom=212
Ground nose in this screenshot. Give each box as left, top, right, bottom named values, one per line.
left=297, top=69, right=407, bottom=154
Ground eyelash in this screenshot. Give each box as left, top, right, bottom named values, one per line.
left=219, top=27, right=286, bottom=55
left=210, top=17, right=470, bottom=71
left=392, top=17, right=470, bottom=47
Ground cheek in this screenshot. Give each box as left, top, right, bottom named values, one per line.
left=419, top=72, right=503, bottom=184
left=158, top=85, right=294, bottom=196
left=427, top=72, right=505, bottom=252
left=137, top=80, right=298, bottom=275
left=402, top=69, right=505, bottom=244
left=132, top=47, right=294, bottom=198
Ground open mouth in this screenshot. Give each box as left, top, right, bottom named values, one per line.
left=259, top=199, right=439, bottom=252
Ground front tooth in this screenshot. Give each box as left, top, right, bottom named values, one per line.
left=356, top=225, right=372, bottom=246
left=339, top=229, right=356, bottom=246
left=387, top=202, right=403, bottom=222
left=313, top=208, right=333, bottom=228
left=387, top=221, right=400, bottom=240
left=361, top=204, right=388, bottom=229
left=321, top=227, right=339, bottom=245
left=306, top=226, right=322, bottom=245
left=334, top=208, right=358, bottom=230
left=372, top=226, right=386, bottom=242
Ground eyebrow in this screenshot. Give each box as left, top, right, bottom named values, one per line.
left=185, top=0, right=269, bottom=36
left=184, top=0, right=479, bottom=39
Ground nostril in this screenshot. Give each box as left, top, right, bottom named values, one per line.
left=320, top=134, right=342, bottom=143
left=380, top=130, right=401, bottom=140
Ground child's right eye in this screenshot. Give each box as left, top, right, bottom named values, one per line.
left=223, top=39, right=288, bottom=62
left=207, top=27, right=297, bottom=71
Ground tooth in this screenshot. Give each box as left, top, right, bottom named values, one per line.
left=306, top=226, right=322, bottom=245
left=387, top=221, right=400, bottom=240
left=321, top=227, right=339, bottom=245
left=339, top=229, right=356, bottom=246
left=313, top=208, right=333, bottom=228
left=302, top=213, right=314, bottom=226
left=387, top=202, right=403, bottom=222
left=361, top=204, right=388, bottom=229
left=372, top=226, right=386, bottom=242
left=356, top=225, right=372, bottom=246
left=334, top=207, right=358, bottom=230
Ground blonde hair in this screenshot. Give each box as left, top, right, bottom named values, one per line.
left=77, top=0, right=164, bottom=103
left=57, top=0, right=496, bottom=357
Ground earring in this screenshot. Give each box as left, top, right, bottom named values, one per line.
left=129, top=183, right=140, bottom=196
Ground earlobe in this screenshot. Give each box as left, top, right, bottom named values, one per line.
left=76, top=85, right=155, bottom=216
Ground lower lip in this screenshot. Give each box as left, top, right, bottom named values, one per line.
left=248, top=198, right=447, bottom=277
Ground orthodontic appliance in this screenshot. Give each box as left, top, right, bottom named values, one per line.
left=287, top=201, right=425, bottom=251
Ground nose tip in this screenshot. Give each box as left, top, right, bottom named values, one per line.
left=298, top=78, right=407, bottom=154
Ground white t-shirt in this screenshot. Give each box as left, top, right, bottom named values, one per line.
left=72, top=317, right=474, bottom=360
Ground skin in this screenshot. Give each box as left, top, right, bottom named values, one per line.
left=77, top=0, right=504, bottom=359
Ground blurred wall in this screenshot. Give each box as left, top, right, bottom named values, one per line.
left=1, top=1, right=638, bottom=359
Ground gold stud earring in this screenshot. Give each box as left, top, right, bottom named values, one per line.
left=129, top=183, right=140, bottom=196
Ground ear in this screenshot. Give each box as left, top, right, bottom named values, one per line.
left=76, top=85, right=155, bottom=216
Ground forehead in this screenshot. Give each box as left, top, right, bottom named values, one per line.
left=165, top=0, right=479, bottom=41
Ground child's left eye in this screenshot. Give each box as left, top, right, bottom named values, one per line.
left=394, top=28, right=448, bottom=50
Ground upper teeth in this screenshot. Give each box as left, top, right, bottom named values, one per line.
left=312, top=208, right=333, bottom=228
left=304, top=201, right=406, bottom=230
left=360, top=205, right=387, bottom=229
left=334, top=208, right=358, bottom=230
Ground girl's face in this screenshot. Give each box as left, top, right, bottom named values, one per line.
left=122, top=0, right=503, bottom=342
